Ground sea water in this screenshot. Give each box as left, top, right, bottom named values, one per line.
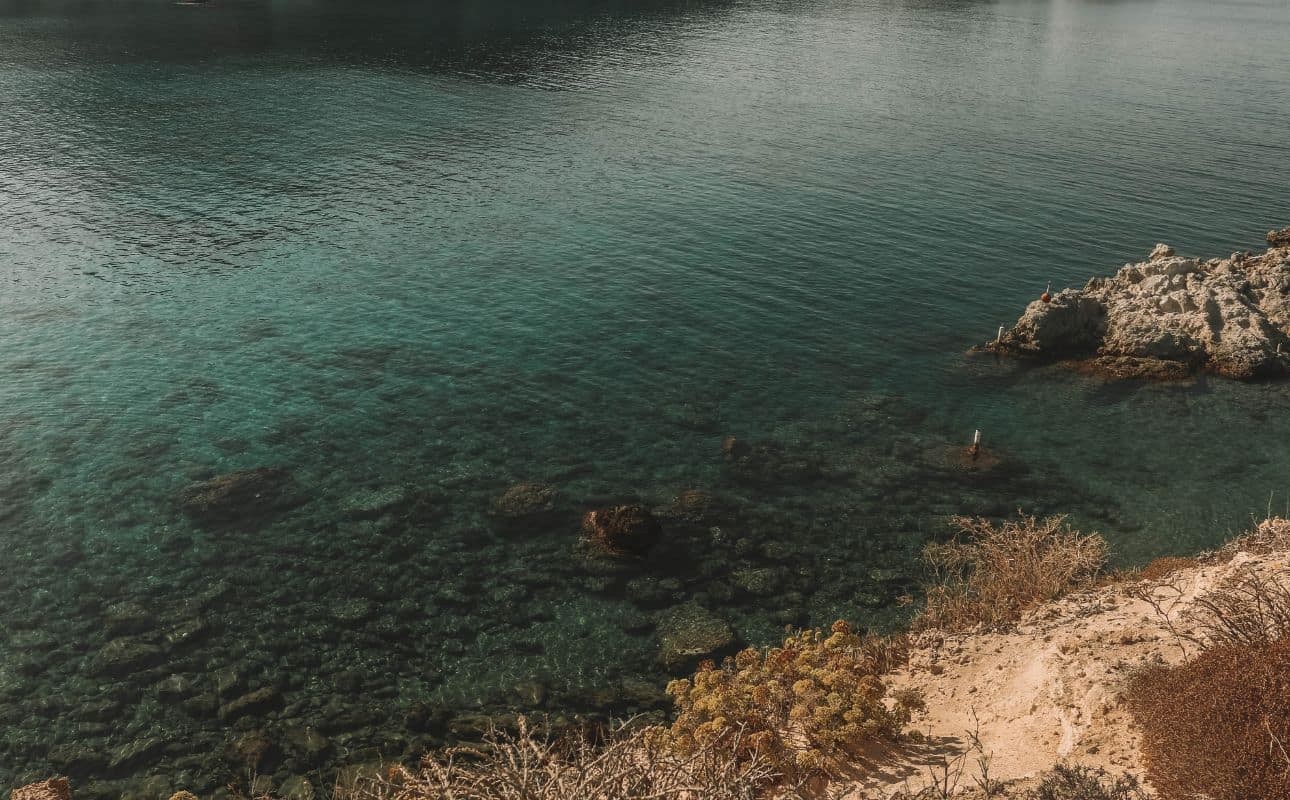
left=2, top=0, right=1289, bottom=794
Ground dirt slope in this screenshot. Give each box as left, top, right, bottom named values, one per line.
left=838, top=547, right=1290, bottom=797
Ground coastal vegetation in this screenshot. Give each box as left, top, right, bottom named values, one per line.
left=660, top=621, right=915, bottom=780
left=14, top=514, right=1284, bottom=800
left=349, top=515, right=1287, bottom=800
left=913, top=514, right=1107, bottom=633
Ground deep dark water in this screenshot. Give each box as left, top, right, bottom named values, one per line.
left=2, top=0, right=1290, bottom=795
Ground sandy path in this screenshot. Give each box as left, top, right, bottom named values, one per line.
left=836, top=548, right=1290, bottom=798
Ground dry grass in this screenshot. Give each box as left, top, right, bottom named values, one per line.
left=914, top=515, right=1108, bottom=632
left=329, top=717, right=779, bottom=800
left=1218, top=515, right=1290, bottom=558
left=1185, top=566, right=1290, bottom=649
left=1126, top=639, right=1290, bottom=800
left=663, top=622, right=916, bottom=781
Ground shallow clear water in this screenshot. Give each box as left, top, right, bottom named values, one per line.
left=2, top=0, right=1290, bottom=794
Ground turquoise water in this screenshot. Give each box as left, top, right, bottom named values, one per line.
left=2, top=0, right=1290, bottom=795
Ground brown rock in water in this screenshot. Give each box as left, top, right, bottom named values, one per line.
left=179, top=467, right=302, bottom=522
left=490, top=482, right=557, bottom=519
left=582, top=505, right=660, bottom=556
left=985, top=231, right=1290, bottom=380
left=168, top=793, right=200, bottom=800
left=11, top=778, right=71, bottom=800
left=948, top=444, right=1001, bottom=472
left=1067, top=355, right=1194, bottom=382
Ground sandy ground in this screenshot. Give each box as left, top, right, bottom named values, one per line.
left=834, top=546, right=1290, bottom=798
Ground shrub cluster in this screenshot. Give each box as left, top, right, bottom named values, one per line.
left=915, top=514, right=1108, bottom=631
left=331, top=717, right=777, bottom=800
left=1218, top=515, right=1290, bottom=558
left=661, top=622, right=916, bottom=780
left=1126, top=639, right=1290, bottom=800
left=1184, top=567, right=1290, bottom=649
left=1024, top=765, right=1147, bottom=800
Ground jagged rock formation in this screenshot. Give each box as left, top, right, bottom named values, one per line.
left=986, top=226, right=1290, bottom=380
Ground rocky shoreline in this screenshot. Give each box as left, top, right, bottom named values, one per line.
left=983, top=225, right=1290, bottom=381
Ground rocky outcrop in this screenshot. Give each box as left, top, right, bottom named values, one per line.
left=581, top=505, right=660, bottom=556
left=986, top=226, right=1290, bottom=380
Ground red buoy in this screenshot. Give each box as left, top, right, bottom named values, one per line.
left=1040, top=281, right=1052, bottom=303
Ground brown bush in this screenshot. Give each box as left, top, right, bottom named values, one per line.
left=1131, top=555, right=1198, bottom=582
left=662, top=622, right=915, bottom=780
left=1126, top=639, right=1290, bottom=800
left=332, top=717, right=778, bottom=800
left=915, top=515, right=1108, bottom=632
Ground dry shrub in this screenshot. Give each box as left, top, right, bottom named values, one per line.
left=1219, top=516, right=1290, bottom=558
left=1184, top=566, right=1290, bottom=649
left=339, top=717, right=778, bottom=800
left=1024, top=764, right=1147, bottom=800
left=915, top=515, right=1108, bottom=632
left=1126, top=639, right=1290, bottom=800
left=662, top=622, right=915, bottom=780
left=1132, top=555, right=1198, bottom=582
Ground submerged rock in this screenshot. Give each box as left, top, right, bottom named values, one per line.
left=985, top=229, right=1290, bottom=380
left=104, top=602, right=158, bottom=637
left=178, top=467, right=302, bottom=522
left=218, top=686, right=284, bottom=721
left=491, top=482, right=558, bottom=520
left=721, top=436, right=823, bottom=484
left=582, top=504, right=660, bottom=556
left=280, top=725, right=331, bottom=764
left=277, top=777, right=316, bottom=800
left=90, top=637, right=166, bottom=677
left=339, top=485, right=407, bottom=519
left=731, top=566, right=782, bottom=597
left=224, top=729, right=278, bottom=770
left=656, top=489, right=714, bottom=523
left=108, top=737, right=166, bottom=771
left=655, top=602, right=740, bottom=671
